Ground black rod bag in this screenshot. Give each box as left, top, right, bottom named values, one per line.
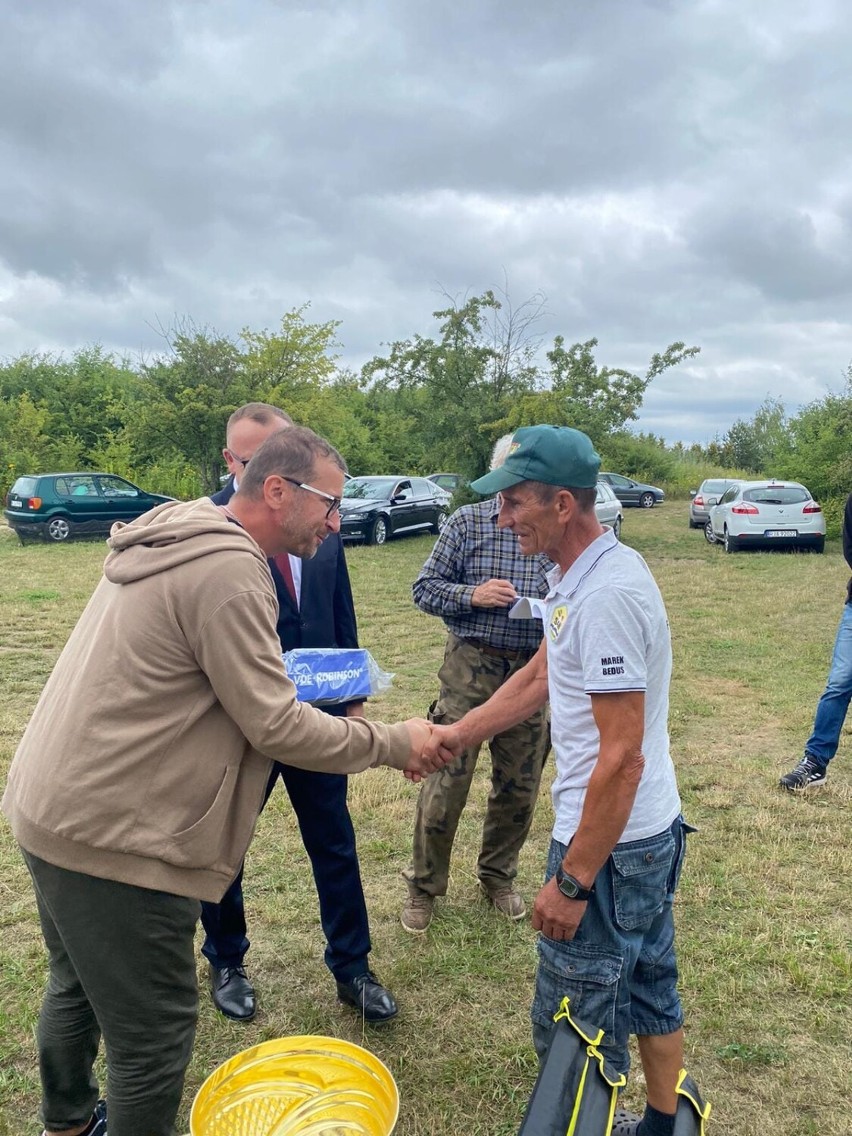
left=517, top=996, right=626, bottom=1135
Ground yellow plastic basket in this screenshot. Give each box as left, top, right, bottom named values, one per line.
left=189, top=1035, right=399, bottom=1136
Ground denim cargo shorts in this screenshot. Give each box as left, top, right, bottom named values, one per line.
left=531, top=815, right=695, bottom=1075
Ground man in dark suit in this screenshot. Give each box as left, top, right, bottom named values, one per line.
left=201, top=402, right=398, bottom=1024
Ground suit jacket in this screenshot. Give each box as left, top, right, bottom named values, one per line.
left=212, top=478, right=360, bottom=715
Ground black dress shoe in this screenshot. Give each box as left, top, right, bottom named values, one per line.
left=210, top=964, right=256, bottom=1021
left=336, top=970, right=399, bottom=1023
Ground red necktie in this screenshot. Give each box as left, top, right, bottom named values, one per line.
left=273, top=554, right=297, bottom=606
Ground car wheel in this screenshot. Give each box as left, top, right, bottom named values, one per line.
left=432, top=509, right=448, bottom=534
left=704, top=521, right=718, bottom=545
left=368, top=516, right=388, bottom=546
left=812, top=538, right=825, bottom=554
left=612, top=516, right=622, bottom=540
left=46, top=516, right=71, bottom=542
left=639, top=492, right=656, bottom=509
left=723, top=528, right=739, bottom=553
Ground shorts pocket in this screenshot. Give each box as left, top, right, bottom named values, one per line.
left=610, top=830, right=676, bottom=932
left=531, top=936, right=622, bottom=1040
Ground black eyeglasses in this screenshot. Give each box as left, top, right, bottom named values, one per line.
left=282, top=477, right=341, bottom=518
left=226, top=450, right=251, bottom=468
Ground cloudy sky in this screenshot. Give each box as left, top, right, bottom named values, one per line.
left=2, top=0, right=851, bottom=443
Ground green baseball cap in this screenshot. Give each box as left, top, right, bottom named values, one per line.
left=470, top=425, right=601, bottom=494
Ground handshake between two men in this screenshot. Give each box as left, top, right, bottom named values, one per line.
left=400, top=717, right=467, bottom=782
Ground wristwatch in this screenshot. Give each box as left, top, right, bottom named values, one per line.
left=555, top=864, right=595, bottom=901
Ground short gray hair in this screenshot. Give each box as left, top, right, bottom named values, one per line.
left=237, top=426, right=346, bottom=499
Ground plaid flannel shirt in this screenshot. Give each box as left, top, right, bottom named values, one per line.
left=412, top=498, right=551, bottom=653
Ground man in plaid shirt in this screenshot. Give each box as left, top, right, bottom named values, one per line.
left=401, top=437, right=551, bottom=933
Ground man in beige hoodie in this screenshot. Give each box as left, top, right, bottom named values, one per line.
left=3, top=425, right=437, bottom=1136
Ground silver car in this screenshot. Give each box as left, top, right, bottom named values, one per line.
left=595, top=481, right=623, bottom=539
left=688, top=478, right=742, bottom=528
left=705, top=480, right=826, bottom=553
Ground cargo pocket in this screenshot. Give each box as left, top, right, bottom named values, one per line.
left=610, top=829, right=677, bottom=932
left=531, top=936, right=622, bottom=1041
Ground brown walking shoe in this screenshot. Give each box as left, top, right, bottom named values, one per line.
left=480, top=883, right=526, bottom=920
left=401, top=892, right=434, bottom=934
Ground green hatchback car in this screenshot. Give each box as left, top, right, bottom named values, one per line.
left=4, top=472, right=174, bottom=543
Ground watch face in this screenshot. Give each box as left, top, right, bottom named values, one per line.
left=557, top=868, right=579, bottom=897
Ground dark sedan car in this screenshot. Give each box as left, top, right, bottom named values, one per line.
left=598, top=472, right=665, bottom=508
left=4, top=472, right=174, bottom=542
left=427, top=472, right=465, bottom=493
left=338, top=476, right=449, bottom=545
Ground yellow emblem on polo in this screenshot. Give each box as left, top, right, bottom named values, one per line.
left=548, top=604, right=567, bottom=641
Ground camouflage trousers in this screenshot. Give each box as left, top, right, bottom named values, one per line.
left=402, top=633, right=550, bottom=898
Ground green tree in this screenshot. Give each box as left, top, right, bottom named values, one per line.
left=775, top=383, right=852, bottom=500
left=242, top=306, right=342, bottom=410
left=497, top=339, right=701, bottom=445
left=363, top=289, right=544, bottom=476
left=721, top=396, right=787, bottom=473
left=0, top=393, right=83, bottom=496
left=125, top=323, right=251, bottom=493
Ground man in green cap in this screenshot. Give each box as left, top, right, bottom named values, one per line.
left=422, top=425, right=699, bottom=1136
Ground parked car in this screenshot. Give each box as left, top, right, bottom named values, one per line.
left=595, top=481, right=624, bottom=539
left=688, top=478, right=743, bottom=528
left=598, top=472, right=665, bottom=508
left=4, top=472, right=174, bottom=543
left=427, top=472, right=465, bottom=494
left=338, top=475, right=449, bottom=545
left=705, top=479, right=825, bottom=553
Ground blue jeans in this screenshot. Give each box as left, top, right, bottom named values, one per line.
left=531, top=816, right=692, bottom=1077
left=805, top=601, right=852, bottom=767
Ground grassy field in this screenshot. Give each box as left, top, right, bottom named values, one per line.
left=0, top=505, right=850, bottom=1135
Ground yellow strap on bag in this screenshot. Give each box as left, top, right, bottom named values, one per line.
left=518, top=996, right=626, bottom=1136
left=673, top=1068, right=711, bottom=1135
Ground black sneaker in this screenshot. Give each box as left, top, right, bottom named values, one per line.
left=43, top=1101, right=107, bottom=1136
left=779, top=755, right=827, bottom=792
left=88, top=1100, right=107, bottom=1136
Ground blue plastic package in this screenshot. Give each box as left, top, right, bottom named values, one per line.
left=283, top=648, right=394, bottom=706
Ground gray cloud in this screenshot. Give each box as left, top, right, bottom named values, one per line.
left=1, top=0, right=851, bottom=442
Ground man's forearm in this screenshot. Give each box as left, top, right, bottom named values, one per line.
left=561, top=748, right=643, bottom=886
left=562, top=690, right=645, bottom=885
left=456, top=645, right=548, bottom=747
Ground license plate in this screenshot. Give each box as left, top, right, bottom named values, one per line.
left=765, top=529, right=797, bottom=537
left=10, top=499, right=22, bottom=508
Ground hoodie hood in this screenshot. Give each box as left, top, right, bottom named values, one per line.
left=105, top=497, right=267, bottom=584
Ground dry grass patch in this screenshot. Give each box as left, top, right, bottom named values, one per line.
left=1, top=514, right=851, bottom=1134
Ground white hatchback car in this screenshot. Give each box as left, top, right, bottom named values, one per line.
left=594, top=481, right=624, bottom=539
left=705, top=480, right=825, bottom=553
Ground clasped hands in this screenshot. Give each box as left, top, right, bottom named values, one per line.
left=402, top=719, right=466, bottom=782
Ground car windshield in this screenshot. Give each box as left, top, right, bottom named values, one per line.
left=343, top=478, right=398, bottom=500
left=744, top=486, right=810, bottom=505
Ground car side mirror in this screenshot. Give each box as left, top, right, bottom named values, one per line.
left=390, top=494, right=404, bottom=504
left=706, top=496, right=719, bottom=506
left=689, top=490, right=697, bottom=498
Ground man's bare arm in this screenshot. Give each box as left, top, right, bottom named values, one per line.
left=426, top=642, right=549, bottom=760
left=532, top=689, right=645, bottom=941
left=563, top=689, right=645, bottom=883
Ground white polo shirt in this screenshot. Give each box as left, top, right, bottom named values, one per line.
left=544, top=528, right=681, bottom=845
